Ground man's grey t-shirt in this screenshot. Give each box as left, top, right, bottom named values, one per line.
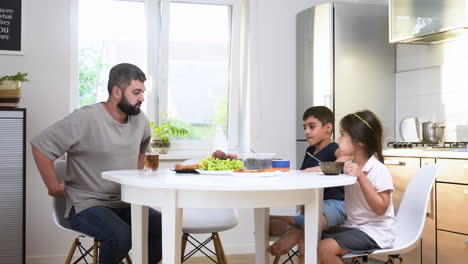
left=31, top=103, right=151, bottom=217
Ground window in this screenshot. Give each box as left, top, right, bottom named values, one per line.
left=76, top=0, right=146, bottom=109
left=74, top=0, right=242, bottom=152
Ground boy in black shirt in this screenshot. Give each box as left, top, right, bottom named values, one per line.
left=267, top=106, right=349, bottom=257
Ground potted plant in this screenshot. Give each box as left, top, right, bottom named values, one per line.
left=149, top=114, right=188, bottom=154
left=0, top=72, right=29, bottom=107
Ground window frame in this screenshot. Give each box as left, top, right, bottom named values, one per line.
left=150, top=0, right=242, bottom=152
left=70, top=0, right=242, bottom=152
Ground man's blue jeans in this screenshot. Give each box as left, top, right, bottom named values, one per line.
left=69, top=205, right=162, bottom=264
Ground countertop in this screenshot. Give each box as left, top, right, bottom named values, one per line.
left=383, top=148, right=468, bottom=159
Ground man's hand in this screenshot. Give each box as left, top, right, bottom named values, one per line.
left=31, top=144, right=66, bottom=198
left=301, top=166, right=321, bottom=172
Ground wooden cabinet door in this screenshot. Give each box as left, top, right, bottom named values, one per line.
left=436, top=158, right=468, bottom=184
left=421, top=158, right=436, bottom=264
left=437, top=231, right=468, bottom=264
left=437, top=182, right=468, bottom=234
left=383, top=156, right=421, bottom=264
left=384, top=157, right=420, bottom=213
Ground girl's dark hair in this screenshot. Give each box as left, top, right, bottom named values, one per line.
left=340, top=110, right=384, bottom=162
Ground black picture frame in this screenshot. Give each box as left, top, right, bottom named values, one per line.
left=0, top=0, right=23, bottom=55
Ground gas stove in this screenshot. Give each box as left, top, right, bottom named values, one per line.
left=387, top=141, right=468, bottom=149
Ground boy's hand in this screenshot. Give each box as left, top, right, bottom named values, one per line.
left=344, top=162, right=365, bottom=178
left=301, top=166, right=321, bottom=172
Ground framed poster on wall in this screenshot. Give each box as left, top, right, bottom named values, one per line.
left=0, top=0, right=23, bottom=55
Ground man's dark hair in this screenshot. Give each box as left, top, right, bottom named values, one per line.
left=302, top=106, right=335, bottom=127
left=107, top=63, right=146, bottom=94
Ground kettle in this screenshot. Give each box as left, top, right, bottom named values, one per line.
left=422, top=121, right=445, bottom=143
left=399, top=117, right=421, bottom=142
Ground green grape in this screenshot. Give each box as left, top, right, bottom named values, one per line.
left=198, top=156, right=244, bottom=171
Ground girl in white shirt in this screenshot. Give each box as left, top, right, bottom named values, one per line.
left=316, top=110, right=396, bottom=264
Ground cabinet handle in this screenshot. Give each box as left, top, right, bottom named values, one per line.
left=426, top=187, right=434, bottom=219
left=464, top=190, right=468, bottom=195
left=465, top=240, right=468, bottom=245
left=384, top=160, right=406, bottom=166
left=464, top=164, right=468, bottom=169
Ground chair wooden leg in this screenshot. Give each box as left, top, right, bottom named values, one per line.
left=385, top=255, right=402, bottom=264
left=181, top=233, right=189, bottom=260
left=362, top=256, right=368, bottom=264
left=217, top=233, right=228, bottom=263
left=125, top=255, right=132, bottom=264
left=299, top=255, right=304, bottom=264
left=212, top=232, right=228, bottom=264
left=65, top=238, right=79, bottom=264
left=272, top=256, right=281, bottom=264
left=92, top=239, right=99, bottom=264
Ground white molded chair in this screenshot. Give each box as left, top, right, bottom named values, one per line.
left=53, top=160, right=131, bottom=264
left=179, top=159, right=239, bottom=263
left=342, top=164, right=440, bottom=264
left=181, top=208, right=239, bottom=263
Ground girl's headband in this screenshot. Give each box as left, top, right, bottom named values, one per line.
left=354, top=113, right=374, bottom=132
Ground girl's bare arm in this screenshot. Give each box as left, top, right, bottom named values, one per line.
left=356, top=175, right=391, bottom=216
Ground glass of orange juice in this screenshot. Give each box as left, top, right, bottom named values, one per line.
left=145, top=148, right=160, bottom=170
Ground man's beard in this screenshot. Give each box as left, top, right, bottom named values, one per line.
left=117, top=95, right=141, bottom=116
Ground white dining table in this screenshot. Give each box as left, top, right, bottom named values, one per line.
left=102, top=169, right=356, bottom=264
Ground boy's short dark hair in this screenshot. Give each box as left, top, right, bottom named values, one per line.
left=303, top=106, right=335, bottom=126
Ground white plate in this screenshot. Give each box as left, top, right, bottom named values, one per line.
left=195, top=169, right=233, bottom=175
left=232, top=171, right=281, bottom=177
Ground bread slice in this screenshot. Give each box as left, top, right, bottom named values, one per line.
left=175, top=164, right=199, bottom=170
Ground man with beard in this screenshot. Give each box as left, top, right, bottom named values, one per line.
left=31, top=63, right=162, bottom=263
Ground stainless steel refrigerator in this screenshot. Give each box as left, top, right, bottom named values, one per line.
left=296, top=2, right=395, bottom=168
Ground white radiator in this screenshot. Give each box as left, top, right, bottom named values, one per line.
left=0, top=109, right=25, bottom=264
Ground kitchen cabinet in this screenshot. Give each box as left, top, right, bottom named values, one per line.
left=0, top=108, right=25, bottom=264
left=421, top=158, right=436, bottom=264
left=383, top=154, right=468, bottom=264
left=390, top=0, right=468, bottom=44
left=436, top=158, right=468, bottom=264
left=384, top=157, right=421, bottom=212
left=437, top=231, right=468, bottom=263
left=382, top=156, right=423, bottom=264
left=435, top=158, right=468, bottom=184
left=437, top=183, right=468, bottom=233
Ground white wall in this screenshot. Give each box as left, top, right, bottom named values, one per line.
left=395, top=38, right=468, bottom=142
left=0, top=0, right=388, bottom=262
left=0, top=0, right=85, bottom=263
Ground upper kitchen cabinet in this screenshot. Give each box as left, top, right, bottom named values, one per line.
left=390, top=0, right=468, bottom=44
